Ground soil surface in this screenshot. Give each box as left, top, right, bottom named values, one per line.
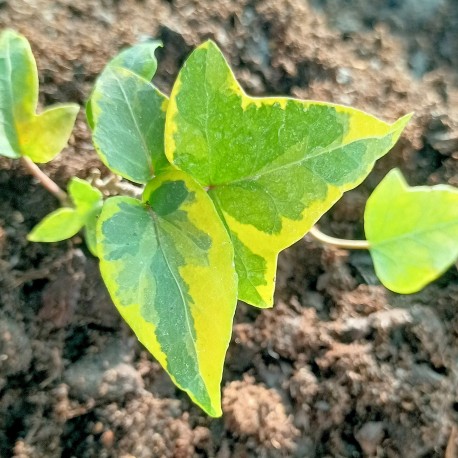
left=1, top=0, right=458, bottom=457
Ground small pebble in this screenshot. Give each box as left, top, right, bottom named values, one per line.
left=101, top=429, right=115, bottom=448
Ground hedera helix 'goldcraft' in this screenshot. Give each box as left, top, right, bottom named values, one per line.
left=88, top=40, right=410, bottom=415
left=4, top=29, right=441, bottom=416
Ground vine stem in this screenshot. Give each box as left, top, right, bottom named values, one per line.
left=309, top=225, right=370, bottom=250
left=21, top=157, right=68, bottom=205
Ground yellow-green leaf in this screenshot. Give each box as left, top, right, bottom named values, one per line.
left=365, top=169, right=458, bottom=294
left=97, top=170, right=237, bottom=416
left=67, top=177, right=103, bottom=256
left=165, top=40, right=411, bottom=308
left=28, top=178, right=103, bottom=250
left=0, top=30, right=79, bottom=162
left=28, top=208, right=83, bottom=242
left=84, top=206, right=102, bottom=256
left=68, top=177, right=103, bottom=215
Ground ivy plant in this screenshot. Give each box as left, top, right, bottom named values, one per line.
left=88, top=40, right=410, bottom=415
left=6, top=29, right=458, bottom=417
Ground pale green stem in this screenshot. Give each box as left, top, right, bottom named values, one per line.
left=21, top=157, right=68, bottom=205
left=309, top=225, right=370, bottom=250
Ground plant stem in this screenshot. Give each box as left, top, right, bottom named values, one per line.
left=19, top=158, right=372, bottom=252
left=309, top=225, right=370, bottom=250
left=88, top=168, right=143, bottom=198
left=21, top=157, right=68, bottom=205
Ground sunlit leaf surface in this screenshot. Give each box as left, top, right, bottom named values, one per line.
left=365, top=169, right=458, bottom=294
left=0, top=30, right=78, bottom=162
left=165, top=40, right=411, bottom=307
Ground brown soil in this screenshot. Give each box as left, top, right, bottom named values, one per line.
left=1, top=0, right=458, bottom=456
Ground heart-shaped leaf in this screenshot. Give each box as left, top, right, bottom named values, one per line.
left=96, top=170, right=237, bottom=416
left=0, top=30, right=79, bottom=162
left=165, top=40, right=411, bottom=307
left=88, top=42, right=169, bottom=183
left=365, top=169, right=458, bottom=293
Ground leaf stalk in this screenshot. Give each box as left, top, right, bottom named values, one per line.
left=21, top=157, right=68, bottom=205
left=309, top=225, right=370, bottom=250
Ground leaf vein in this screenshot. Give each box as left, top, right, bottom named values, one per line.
left=110, top=69, right=154, bottom=176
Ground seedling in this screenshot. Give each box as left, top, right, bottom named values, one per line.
left=2, top=29, right=458, bottom=417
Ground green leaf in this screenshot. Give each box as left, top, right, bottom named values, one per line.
left=28, top=178, right=103, bottom=249
left=84, top=206, right=102, bottom=256
left=87, top=40, right=169, bottom=182
left=365, top=169, right=458, bottom=294
left=67, top=177, right=103, bottom=256
left=165, top=40, right=411, bottom=308
left=97, top=170, right=237, bottom=416
left=109, top=41, right=162, bottom=81
left=86, top=41, right=162, bottom=129
left=89, top=67, right=169, bottom=183
left=0, top=29, right=79, bottom=162
left=28, top=208, right=83, bottom=242
left=68, top=177, right=103, bottom=215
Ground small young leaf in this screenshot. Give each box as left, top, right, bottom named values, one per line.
left=365, top=169, right=458, bottom=294
left=28, top=178, right=103, bottom=249
left=28, top=208, right=83, bottom=242
left=68, top=177, right=103, bottom=255
left=0, top=30, right=79, bottom=162
left=165, top=40, right=411, bottom=308
left=97, top=170, right=237, bottom=416
left=68, top=177, right=103, bottom=214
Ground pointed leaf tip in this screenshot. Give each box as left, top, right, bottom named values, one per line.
left=109, top=40, right=163, bottom=81
left=97, top=170, right=237, bottom=415
left=28, top=208, right=84, bottom=243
